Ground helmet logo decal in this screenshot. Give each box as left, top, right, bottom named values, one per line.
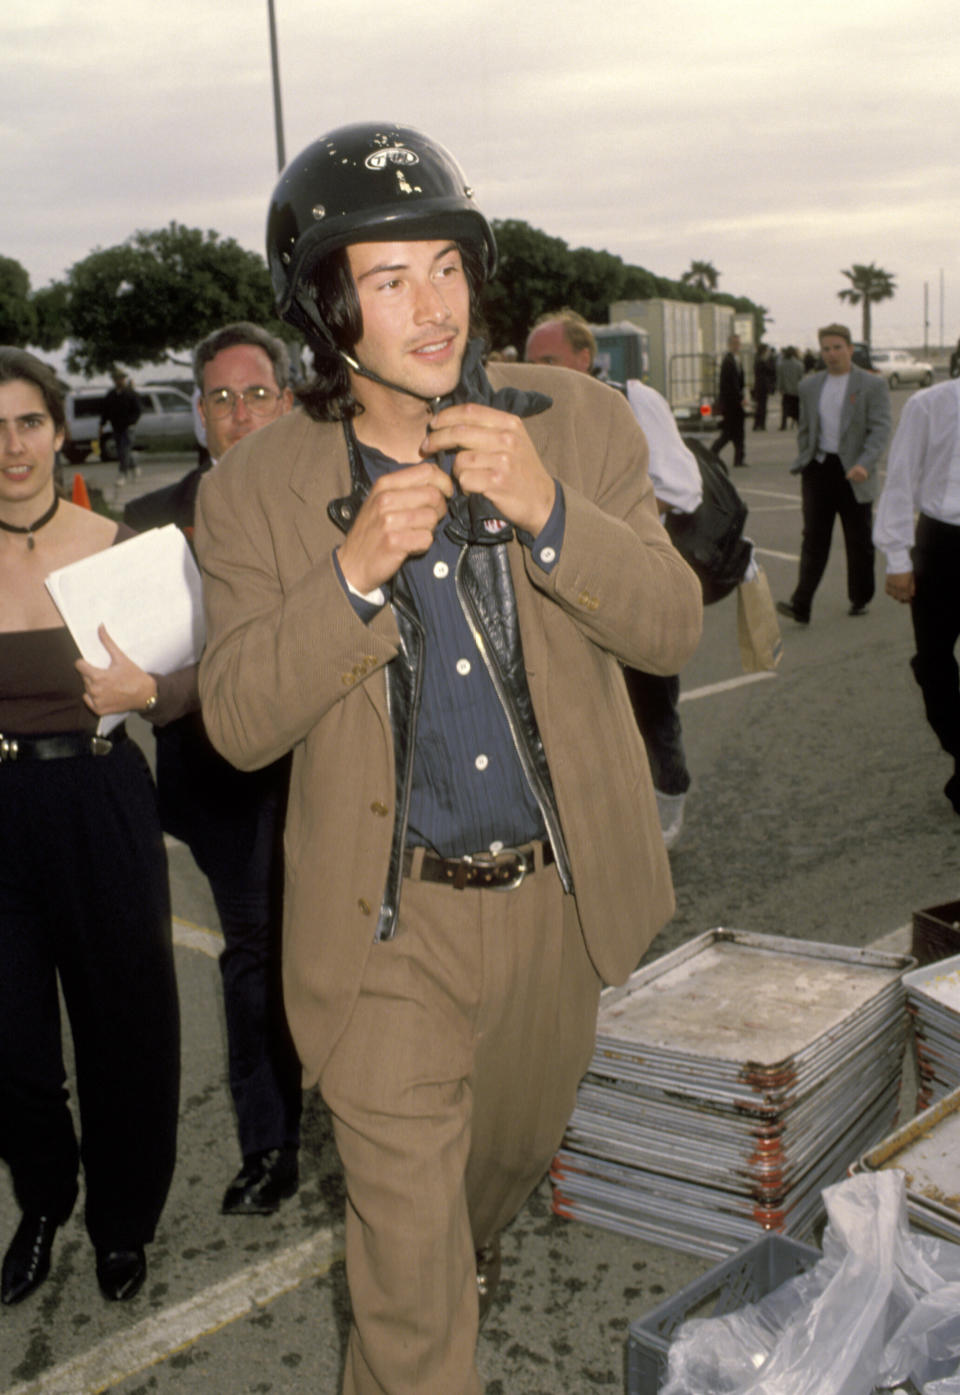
left=311, top=205, right=326, bottom=221
left=364, top=147, right=420, bottom=171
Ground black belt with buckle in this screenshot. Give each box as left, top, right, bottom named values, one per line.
left=402, top=841, right=554, bottom=891
left=0, top=726, right=126, bottom=764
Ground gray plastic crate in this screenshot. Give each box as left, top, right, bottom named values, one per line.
left=626, top=1232, right=820, bottom=1395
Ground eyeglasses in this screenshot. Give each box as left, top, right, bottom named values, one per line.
left=203, top=386, right=283, bottom=418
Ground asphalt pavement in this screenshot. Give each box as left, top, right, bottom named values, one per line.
left=3, top=393, right=958, bottom=1395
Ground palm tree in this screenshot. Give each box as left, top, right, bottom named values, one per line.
left=680, top=260, right=721, bottom=293
left=837, top=263, right=897, bottom=346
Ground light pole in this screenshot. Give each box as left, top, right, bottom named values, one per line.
left=267, top=0, right=286, bottom=173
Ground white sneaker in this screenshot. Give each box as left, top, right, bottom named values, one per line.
left=655, top=790, right=686, bottom=851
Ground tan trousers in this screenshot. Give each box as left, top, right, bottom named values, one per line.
left=320, top=864, right=602, bottom=1395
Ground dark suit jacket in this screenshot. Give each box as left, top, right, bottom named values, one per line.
left=123, top=469, right=289, bottom=876
left=717, top=351, right=745, bottom=419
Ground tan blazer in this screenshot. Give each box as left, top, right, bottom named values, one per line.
left=195, top=364, right=702, bottom=1084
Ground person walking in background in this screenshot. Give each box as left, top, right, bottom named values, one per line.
left=99, top=369, right=141, bottom=485
left=0, top=348, right=179, bottom=1306
left=525, top=308, right=702, bottom=849
left=711, top=332, right=747, bottom=467
left=123, top=322, right=303, bottom=1219
left=777, top=345, right=803, bottom=429
left=752, top=344, right=772, bottom=431
left=874, top=377, right=960, bottom=814
left=195, top=122, right=701, bottom=1394
left=776, top=322, right=891, bottom=625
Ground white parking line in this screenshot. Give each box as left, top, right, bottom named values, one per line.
left=753, top=547, right=800, bottom=563
left=737, top=487, right=801, bottom=502
left=1, top=1229, right=343, bottom=1395
left=173, top=916, right=224, bottom=958
left=680, top=671, right=778, bottom=702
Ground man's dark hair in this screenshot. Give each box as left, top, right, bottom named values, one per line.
left=193, top=322, right=291, bottom=393
left=818, top=322, right=852, bottom=347
left=297, top=241, right=488, bottom=423
left=0, top=346, right=66, bottom=434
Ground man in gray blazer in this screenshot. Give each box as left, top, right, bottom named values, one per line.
left=777, top=322, right=891, bottom=624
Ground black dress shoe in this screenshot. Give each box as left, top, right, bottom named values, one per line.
left=776, top=600, right=810, bottom=625
left=2, top=1213, right=58, bottom=1305
left=221, top=1147, right=299, bottom=1216
left=848, top=604, right=869, bottom=617
left=96, top=1246, right=146, bottom=1301
left=475, top=1236, right=502, bottom=1327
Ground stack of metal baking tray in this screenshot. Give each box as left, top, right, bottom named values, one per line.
left=904, top=953, right=960, bottom=1110
left=852, top=1082, right=960, bottom=1243
left=551, top=928, right=913, bottom=1259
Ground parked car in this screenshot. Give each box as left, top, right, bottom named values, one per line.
left=63, top=385, right=195, bottom=464
left=870, top=350, right=935, bottom=389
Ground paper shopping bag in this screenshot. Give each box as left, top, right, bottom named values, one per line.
left=736, top=566, right=783, bottom=672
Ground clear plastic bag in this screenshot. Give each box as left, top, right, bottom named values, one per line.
left=660, top=1171, right=960, bottom=1395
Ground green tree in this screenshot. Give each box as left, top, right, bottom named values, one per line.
left=837, top=262, right=896, bottom=347
left=680, top=259, right=721, bottom=293
left=0, top=255, right=37, bottom=346
left=31, top=282, right=70, bottom=352
left=62, top=223, right=283, bottom=375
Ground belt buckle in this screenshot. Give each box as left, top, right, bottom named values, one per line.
left=90, top=736, right=113, bottom=756
left=464, top=847, right=528, bottom=891
left=0, top=735, right=18, bottom=763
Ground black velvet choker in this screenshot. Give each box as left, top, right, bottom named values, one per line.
left=0, top=492, right=59, bottom=549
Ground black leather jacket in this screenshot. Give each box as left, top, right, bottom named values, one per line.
left=328, top=344, right=573, bottom=940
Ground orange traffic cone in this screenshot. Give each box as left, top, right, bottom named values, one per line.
left=72, top=473, right=92, bottom=510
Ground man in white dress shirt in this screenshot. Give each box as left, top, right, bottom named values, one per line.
left=874, top=377, right=960, bottom=813
left=524, top=310, right=702, bottom=847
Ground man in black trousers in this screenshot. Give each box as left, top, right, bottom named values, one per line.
left=711, top=333, right=747, bottom=467
left=124, top=323, right=304, bottom=1216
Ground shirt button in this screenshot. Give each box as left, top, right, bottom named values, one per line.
left=433, top=561, right=449, bottom=579
left=456, top=658, right=471, bottom=676
left=540, top=546, right=556, bottom=564
left=474, top=754, right=489, bottom=771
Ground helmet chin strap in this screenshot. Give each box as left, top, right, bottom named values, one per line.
left=338, top=349, right=440, bottom=410
left=299, top=294, right=440, bottom=410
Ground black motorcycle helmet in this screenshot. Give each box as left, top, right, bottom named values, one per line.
left=266, top=122, right=497, bottom=341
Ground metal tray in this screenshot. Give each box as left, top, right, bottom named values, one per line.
left=855, top=1082, right=960, bottom=1241
left=552, top=929, right=913, bottom=1257
left=593, top=929, right=912, bottom=1103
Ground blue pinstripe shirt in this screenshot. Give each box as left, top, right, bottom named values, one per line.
left=342, top=442, right=564, bottom=857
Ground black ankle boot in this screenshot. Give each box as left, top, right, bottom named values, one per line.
left=1, top=1213, right=59, bottom=1305
left=95, top=1246, right=147, bottom=1301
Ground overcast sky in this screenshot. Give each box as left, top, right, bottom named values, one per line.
left=4, top=0, right=959, bottom=370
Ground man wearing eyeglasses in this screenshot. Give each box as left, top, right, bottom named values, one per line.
left=114, top=323, right=303, bottom=1219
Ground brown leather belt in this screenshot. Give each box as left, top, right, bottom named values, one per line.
left=402, top=841, right=554, bottom=891
left=0, top=727, right=126, bottom=764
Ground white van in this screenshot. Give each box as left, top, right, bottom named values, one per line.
left=63, top=385, right=195, bottom=464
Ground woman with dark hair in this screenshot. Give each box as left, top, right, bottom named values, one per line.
left=0, top=347, right=180, bottom=1305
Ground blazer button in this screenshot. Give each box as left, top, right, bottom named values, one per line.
left=357, top=898, right=372, bottom=916
left=370, top=800, right=389, bottom=817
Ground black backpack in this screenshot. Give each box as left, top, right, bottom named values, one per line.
left=665, top=435, right=751, bottom=605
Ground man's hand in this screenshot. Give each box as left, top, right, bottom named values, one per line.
left=76, top=624, right=157, bottom=715
left=885, top=571, right=915, bottom=604
left=846, top=464, right=869, bottom=484
left=423, top=403, right=556, bottom=537
left=337, top=461, right=454, bottom=594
